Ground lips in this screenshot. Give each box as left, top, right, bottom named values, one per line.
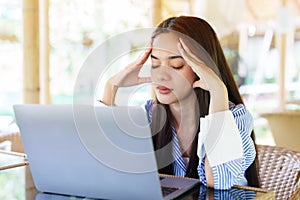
left=157, top=86, right=172, bottom=94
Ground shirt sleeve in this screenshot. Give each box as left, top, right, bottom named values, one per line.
left=198, top=104, right=256, bottom=189
left=198, top=110, right=243, bottom=166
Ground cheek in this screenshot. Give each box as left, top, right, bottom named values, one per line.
left=172, top=72, right=195, bottom=93
left=183, top=69, right=197, bottom=85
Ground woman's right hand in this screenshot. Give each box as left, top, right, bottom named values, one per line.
left=109, top=46, right=152, bottom=87
left=101, top=46, right=152, bottom=105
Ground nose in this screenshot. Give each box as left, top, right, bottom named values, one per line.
left=152, top=65, right=171, bottom=82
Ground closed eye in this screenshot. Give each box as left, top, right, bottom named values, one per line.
left=151, top=65, right=160, bottom=69
left=172, top=65, right=184, bottom=70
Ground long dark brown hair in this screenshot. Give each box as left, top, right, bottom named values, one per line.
left=150, top=16, right=260, bottom=187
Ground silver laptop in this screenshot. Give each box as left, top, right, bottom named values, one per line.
left=13, top=104, right=199, bottom=200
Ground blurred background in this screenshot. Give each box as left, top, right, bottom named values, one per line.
left=1, top=0, right=300, bottom=148
left=1, top=0, right=300, bottom=199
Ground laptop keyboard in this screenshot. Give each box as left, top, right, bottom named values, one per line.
left=161, top=186, right=180, bottom=197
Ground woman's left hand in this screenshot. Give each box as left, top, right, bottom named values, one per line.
left=177, top=38, right=229, bottom=113
left=177, top=38, right=225, bottom=94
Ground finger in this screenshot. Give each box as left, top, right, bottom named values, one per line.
left=146, top=38, right=153, bottom=48
left=138, top=76, right=152, bottom=84
left=177, top=41, right=193, bottom=64
left=178, top=38, right=206, bottom=66
left=179, top=38, right=193, bottom=56
left=192, top=80, right=201, bottom=88
left=192, top=79, right=209, bottom=91
left=178, top=41, right=202, bottom=75
left=177, top=40, right=197, bottom=66
left=136, top=46, right=152, bottom=66
left=142, top=39, right=153, bottom=59
left=178, top=40, right=209, bottom=75
left=178, top=38, right=200, bottom=63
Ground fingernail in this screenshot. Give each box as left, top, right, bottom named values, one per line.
left=177, top=43, right=181, bottom=50
left=177, top=42, right=183, bottom=50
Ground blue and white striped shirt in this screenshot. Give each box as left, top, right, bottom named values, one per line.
left=145, top=100, right=256, bottom=190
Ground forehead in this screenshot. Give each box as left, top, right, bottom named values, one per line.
left=152, top=33, right=180, bottom=57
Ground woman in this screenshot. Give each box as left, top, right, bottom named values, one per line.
left=100, top=16, right=259, bottom=189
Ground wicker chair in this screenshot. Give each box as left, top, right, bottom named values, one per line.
left=257, top=145, right=300, bottom=199
left=0, top=132, right=24, bottom=153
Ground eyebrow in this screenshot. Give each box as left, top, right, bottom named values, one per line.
left=151, top=54, right=183, bottom=60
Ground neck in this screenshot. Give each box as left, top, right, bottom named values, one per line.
left=169, top=96, right=199, bottom=157
left=169, top=96, right=198, bottom=129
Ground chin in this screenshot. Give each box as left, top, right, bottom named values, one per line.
left=156, top=96, right=177, bottom=105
